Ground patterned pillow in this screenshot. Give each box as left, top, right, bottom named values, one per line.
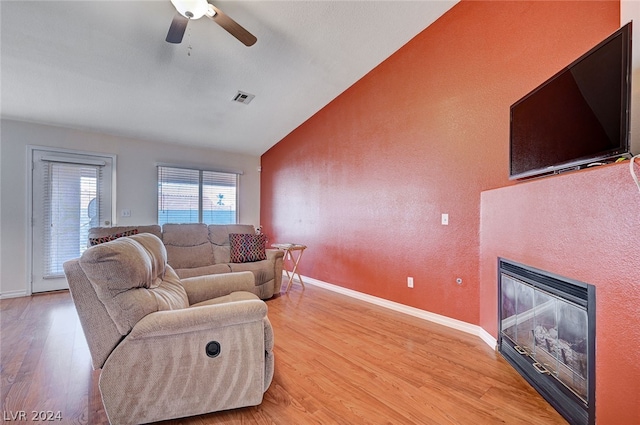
left=89, top=229, right=139, bottom=246
left=229, top=233, right=266, bottom=263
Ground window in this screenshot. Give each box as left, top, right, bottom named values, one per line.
left=157, top=165, right=238, bottom=225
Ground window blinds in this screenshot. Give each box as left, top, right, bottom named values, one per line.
left=157, top=166, right=238, bottom=225
left=42, top=161, right=104, bottom=278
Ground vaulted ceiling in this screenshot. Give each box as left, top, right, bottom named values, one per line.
left=1, top=1, right=457, bottom=155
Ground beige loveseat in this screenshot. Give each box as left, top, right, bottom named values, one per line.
left=88, top=223, right=284, bottom=299
left=63, top=233, right=274, bottom=424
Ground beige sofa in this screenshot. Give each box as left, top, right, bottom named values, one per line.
left=88, top=223, right=284, bottom=299
left=63, top=233, right=274, bottom=424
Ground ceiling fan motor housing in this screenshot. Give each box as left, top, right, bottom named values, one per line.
left=170, top=0, right=214, bottom=20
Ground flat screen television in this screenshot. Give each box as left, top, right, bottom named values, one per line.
left=510, top=22, right=634, bottom=180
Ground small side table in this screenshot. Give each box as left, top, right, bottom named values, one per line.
left=271, top=243, right=307, bottom=293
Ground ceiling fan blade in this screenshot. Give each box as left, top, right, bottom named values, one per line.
left=166, top=13, right=189, bottom=44
left=209, top=5, right=257, bottom=47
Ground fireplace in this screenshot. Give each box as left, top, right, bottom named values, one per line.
left=498, top=259, right=595, bottom=425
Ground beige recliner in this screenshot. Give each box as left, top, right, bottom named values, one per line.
left=63, top=233, right=274, bottom=425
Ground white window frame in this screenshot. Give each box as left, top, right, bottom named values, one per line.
left=156, top=163, right=241, bottom=225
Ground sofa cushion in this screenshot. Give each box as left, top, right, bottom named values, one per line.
left=229, top=233, right=266, bottom=263
left=229, top=259, right=275, bottom=284
left=208, top=225, right=256, bottom=263
left=209, top=224, right=255, bottom=246
left=163, top=223, right=215, bottom=268
left=89, top=228, right=139, bottom=246
left=174, top=263, right=232, bottom=279
left=163, top=223, right=209, bottom=246
left=190, top=291, right=259, bottom=308
left=79, top=234, right=188, bottom=335
left=165, top=243, right=215, bottom=269
left=212, top=245, right=232, bottom=264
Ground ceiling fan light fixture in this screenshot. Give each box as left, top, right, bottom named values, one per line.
left=170, top=0, right=208, bottom=20
left=165, top=0, right=256, bottom=46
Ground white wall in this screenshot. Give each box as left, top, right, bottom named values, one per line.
left=0, top=119, right=261, bottom=297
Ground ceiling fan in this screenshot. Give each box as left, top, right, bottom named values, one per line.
left=166, top=0, right=257, bottom=47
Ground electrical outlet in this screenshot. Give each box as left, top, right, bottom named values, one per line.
left=441, top=213, right=449, bottom=225
left=407, top=277, right=414, bottom=288
left=121, top=209, right=131, bottom=217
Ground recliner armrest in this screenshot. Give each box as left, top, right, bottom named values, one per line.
left=181, top=271, right=255, bottom=305
left=127, top=296, right=267, bottom=340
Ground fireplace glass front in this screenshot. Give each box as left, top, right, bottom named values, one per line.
left=498, top=259, right=595, bottom=425
left=501, top=273, right=589, bottom=401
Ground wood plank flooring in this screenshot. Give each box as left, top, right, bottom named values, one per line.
left=0, top=283, right=566, bottom=424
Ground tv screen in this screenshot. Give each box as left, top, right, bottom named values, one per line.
left=510, top=23, right=632, bottom=180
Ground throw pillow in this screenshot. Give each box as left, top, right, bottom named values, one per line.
left=229, top=233, right=266, bottom=263
left=89, top=229, right=139, bottom=246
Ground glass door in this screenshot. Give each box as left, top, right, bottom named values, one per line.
left=31, top=149, right=113, bottom=293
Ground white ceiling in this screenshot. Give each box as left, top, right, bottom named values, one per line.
left=1, top=0, right=457, bottom=155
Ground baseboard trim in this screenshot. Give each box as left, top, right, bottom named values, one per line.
left=478, top=327, right=498, bottom=350
left=294, top=274, right=497, bottom=349
left=0, top=289, right=29, bottom=299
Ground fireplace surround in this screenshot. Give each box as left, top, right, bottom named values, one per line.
left=498, top=258, right=595, bottom=425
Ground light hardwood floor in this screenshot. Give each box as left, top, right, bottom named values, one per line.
left=1, top=283, right=566, bottom=424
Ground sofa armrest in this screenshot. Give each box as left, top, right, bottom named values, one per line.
left=266, top=248, right=284, bottom=262
left=181, top=271, right=255, bottom=305
left=266, top=249, right=285, bottom=294
left=128, top=297, right=267, bottom=340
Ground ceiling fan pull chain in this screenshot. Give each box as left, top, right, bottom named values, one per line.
left=187, top=21, right=192, bottom=56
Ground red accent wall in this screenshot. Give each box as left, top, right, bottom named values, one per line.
left=262, top=1, right=619, bottom=323
left=480, top=163, right=640, bottom=423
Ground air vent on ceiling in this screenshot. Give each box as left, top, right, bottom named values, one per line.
left=233, top=91, right=255, bottom=105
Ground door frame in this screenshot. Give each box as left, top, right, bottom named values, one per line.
left=26, top=145, right=117, bottom=295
